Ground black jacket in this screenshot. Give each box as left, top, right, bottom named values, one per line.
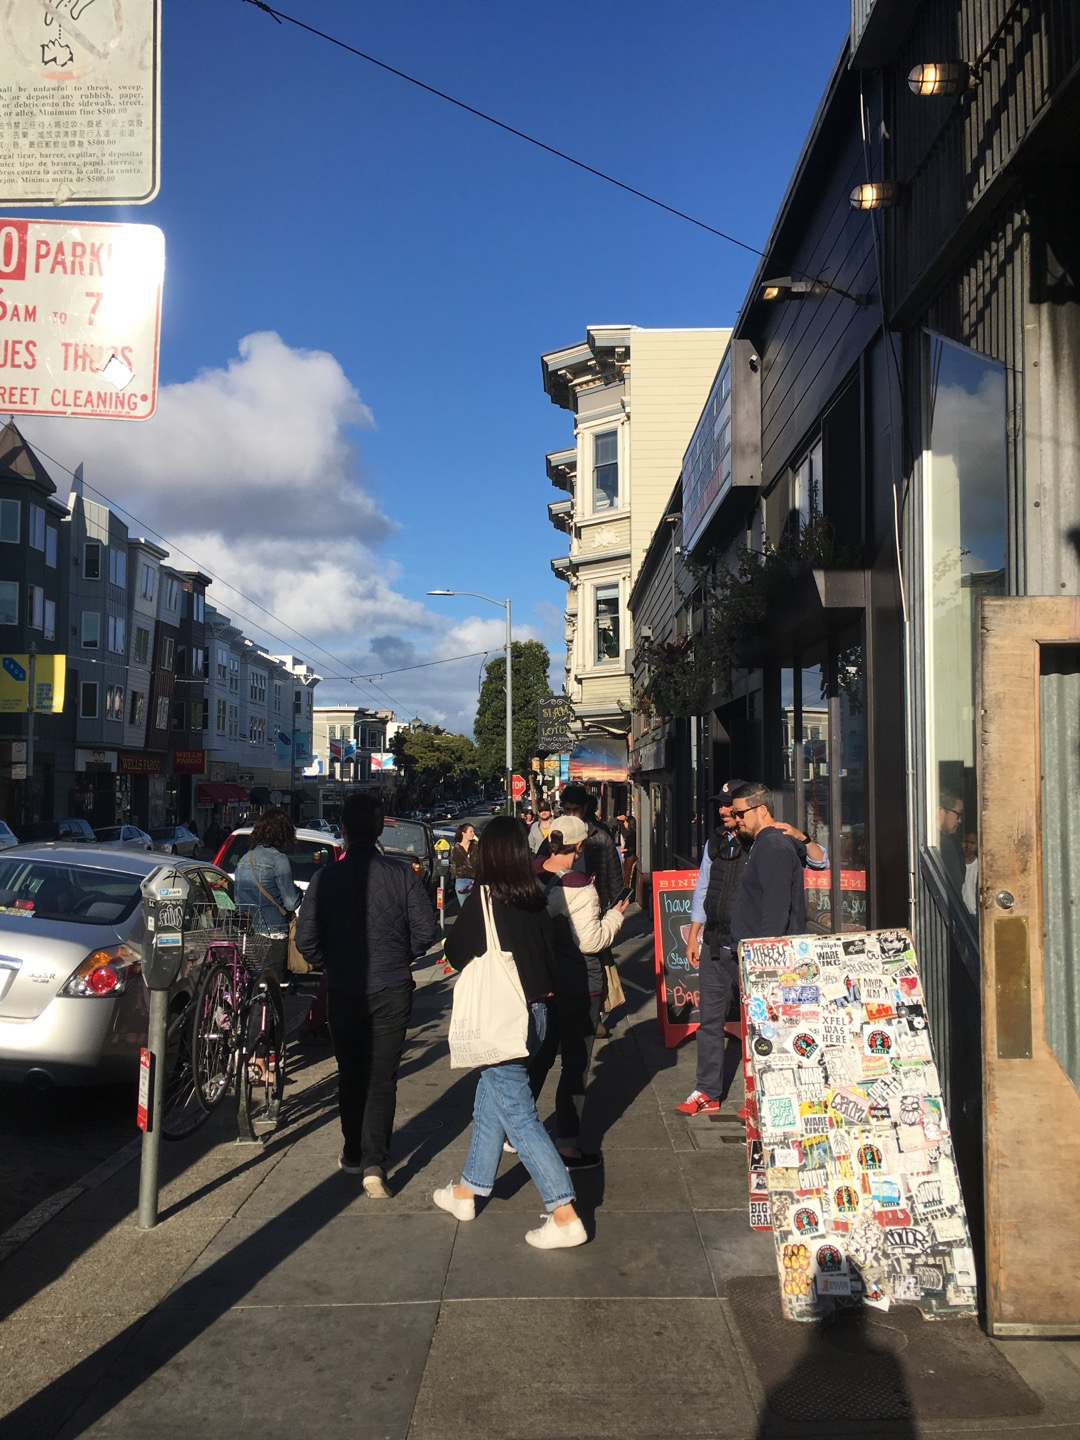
left=443, top=886, right=555, bottom=1003
left=294, top=842, right=438, bottom=996
left=729, top=827, right=806, bottom=946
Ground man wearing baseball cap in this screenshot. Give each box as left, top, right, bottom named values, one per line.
left=675, top=778, right=827, bottom=1115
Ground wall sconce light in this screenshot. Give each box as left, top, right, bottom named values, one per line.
left=760, top=277, right=815, bottom=302
left=907, top=61, right=976, bottom=96
left=850, top=181, right=902, bottom=211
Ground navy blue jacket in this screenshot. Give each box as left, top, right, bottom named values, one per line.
left=729, top=827, right=807, bottom=946
left=294, top=842, right=438, bottom=996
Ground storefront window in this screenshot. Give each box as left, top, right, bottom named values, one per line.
left=801, top=657, right=831, bottom=931
left=837, top=625, right=867, bottom=931
left=924, top=334, right=1007, bottom=900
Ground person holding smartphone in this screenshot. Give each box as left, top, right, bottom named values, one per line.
left=531, top=816, right=630, bottom=1168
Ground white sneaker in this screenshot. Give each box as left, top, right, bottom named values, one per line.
left=362, top=1172, right=391, bottom=1199
left=502, top=1140, right=517, bottom=1154
left=433, top=1182, right=476, bottom=1221
left=525, top=1213, right=588, bottom=1249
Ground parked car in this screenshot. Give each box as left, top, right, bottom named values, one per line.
left=0, top=846, right=233, bottom=1086
left=150, top=824, right=201, bottom=858
left=0, top=821, right=18, bottom=851
left=15, top=818, right=96, bottom=844
left=213, top=826, right=344, bottom=889
left=305, top=817, right=341, bottom=837
left=94, top=824, right=153, bottom=851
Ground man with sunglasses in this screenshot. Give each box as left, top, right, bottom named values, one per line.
left=675, top=779, right=827, bottom=1115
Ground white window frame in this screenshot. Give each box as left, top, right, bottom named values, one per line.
left=592, top=580, right=622, bottom=666
left=591, top=427, right=621, bottom=515
left=82, top=611, right=101, bottom=649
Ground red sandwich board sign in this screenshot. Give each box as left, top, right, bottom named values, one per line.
left=0, top=217, right=163, bottom=420
left=651, top=869, right=700, bottom=1047
left=511, top=773, right=526, bottom=801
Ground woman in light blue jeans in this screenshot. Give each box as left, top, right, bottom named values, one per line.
left=436, top=817, right=587, bottom=1249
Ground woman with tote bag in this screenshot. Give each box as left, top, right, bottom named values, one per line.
left=434, top=817, right=588, bottom=1249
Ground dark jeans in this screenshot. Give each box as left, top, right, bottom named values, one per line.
left=327, top=981, right=413, bottom=1174
left=695, top=944, right=742, bottom=1103
left=528, top=990, right=602, bottom=1144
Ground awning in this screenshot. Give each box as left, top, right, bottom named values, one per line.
left=196, top=781, right=248, bottom=805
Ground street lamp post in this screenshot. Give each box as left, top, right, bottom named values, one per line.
left=428, top=590, right=513, bottom=814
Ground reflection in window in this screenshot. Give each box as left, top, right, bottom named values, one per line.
left=593, top=430, right=619, bottom=512
left=594, top=583, right=620, bottom=663
left=924, top=333, right=1006, bottom=900
left=801, top=658, right=831, bottom=931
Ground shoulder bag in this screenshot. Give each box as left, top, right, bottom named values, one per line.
left=246, top=853, right=313, bottom=976
left=447, top=885, right=529, bottom=1069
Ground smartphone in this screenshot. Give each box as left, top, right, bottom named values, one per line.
left=614, top=885, right=633, bottom=905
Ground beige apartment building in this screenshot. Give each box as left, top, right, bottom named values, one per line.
left=542, top=325, right=731, bottom=761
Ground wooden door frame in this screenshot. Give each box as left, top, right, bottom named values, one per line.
left=979, top=595, right=1080, bottom=1336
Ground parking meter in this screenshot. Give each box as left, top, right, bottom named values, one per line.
left=139, top=867, right=193, bottom=991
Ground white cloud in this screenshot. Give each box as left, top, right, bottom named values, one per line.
left=22, top=332, right=510, bottom=734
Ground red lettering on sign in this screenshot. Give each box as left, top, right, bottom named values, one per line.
left=0, top=223, right=28, bottom=281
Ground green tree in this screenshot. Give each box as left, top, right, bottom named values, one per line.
left=474, top=640, right=553, bottom=781
left=391, top=725, right=478, bottom=790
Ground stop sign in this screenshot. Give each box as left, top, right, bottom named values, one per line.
left=511, top=773, right=526, bottom=800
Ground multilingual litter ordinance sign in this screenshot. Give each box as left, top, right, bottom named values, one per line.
left=0, top=0, right=161, bottom=206
left=0, top=217, right=163, bottom=420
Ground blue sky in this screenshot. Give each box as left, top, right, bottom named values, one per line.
left=18, top=0, right=851, bottom=733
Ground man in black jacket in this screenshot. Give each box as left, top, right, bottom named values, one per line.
left=729, top=782, right=808, bottom=946
left=295, top=793, right=437, bottom=1196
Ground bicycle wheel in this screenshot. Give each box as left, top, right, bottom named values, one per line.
left=239, top=975, right=285, bottom=1134
left=161, top=994, right=212, bottom=1140
left=190, top=961, right=238, bottom=1113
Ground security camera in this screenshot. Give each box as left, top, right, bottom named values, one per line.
left=748, top=353, right=760, bottom=371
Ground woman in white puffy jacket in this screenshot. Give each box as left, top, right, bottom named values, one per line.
left=530, top=814, right=629, bottom=1168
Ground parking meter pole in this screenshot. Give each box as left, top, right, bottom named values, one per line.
left=437, top=876, right=445, bottom=932
left=137, top=984, right=169, bottom=1230
left=136, top=867, right=193, bottom=1233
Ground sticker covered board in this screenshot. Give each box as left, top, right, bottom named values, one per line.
left=739, top=928, right=977, bottom=1321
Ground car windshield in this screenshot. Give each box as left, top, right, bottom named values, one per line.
left=382, top=820, right=428, bottom=857
left=0, top=858, right=143, bottom=924
left=219, top=835, right=338, bottom=885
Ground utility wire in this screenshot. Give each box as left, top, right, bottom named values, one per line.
left=17, top=428, right=474, bottom=713
left=241, top=0, right=766, bottom=260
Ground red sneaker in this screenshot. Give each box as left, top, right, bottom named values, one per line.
left=674, top=1090, right=721, bottom=1115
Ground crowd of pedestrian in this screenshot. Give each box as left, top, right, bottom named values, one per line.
left=288, top=776, right=809, bottom=1253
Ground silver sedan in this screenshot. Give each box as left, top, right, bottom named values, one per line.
left=94, top=824, right=153, bottom=851
left=150, top=824, right=200, bottom=857
left=0, top=847, right=230, bottom=1086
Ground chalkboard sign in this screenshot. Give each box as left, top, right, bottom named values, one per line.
left=651, top=869, right=699, bottom=1047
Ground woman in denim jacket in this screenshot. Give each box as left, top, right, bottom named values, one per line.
left=234, top=808, right=301, bottom=982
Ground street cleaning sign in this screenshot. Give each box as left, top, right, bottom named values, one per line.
left=0, top=217, right=163, bottom=419
left=0, top=0, right=161, bottom=206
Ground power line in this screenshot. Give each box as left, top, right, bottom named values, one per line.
left=241, top=0, right=767, bottom=260
left=15, top=428, right=449, bottom=715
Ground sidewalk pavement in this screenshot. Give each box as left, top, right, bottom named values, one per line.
left=1, top=917, right=1078, bottom=1440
